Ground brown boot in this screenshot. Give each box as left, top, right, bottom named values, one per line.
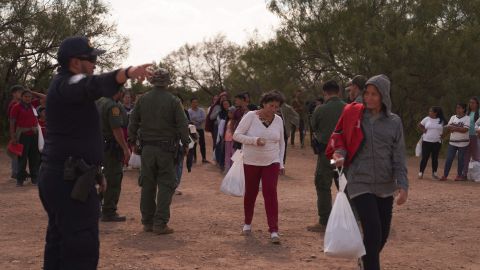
left=143, top=224, right=153, bottom=232
left=307, top=223, right=326, bottom=232
left=153, top=225, right=174, bottom=235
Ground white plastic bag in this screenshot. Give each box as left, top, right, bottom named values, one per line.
left=467, top=160, right=480, bottom=182
left=37, top=124, right=44, bottom=152
left=415, top=135, right=423, bottom=157
left=220, top=150, right=245, bottom=197
left=179, top=136, right=196, bottom=150
left=324, top=172, right=366, bottom=259
left=128, top=153, right=141, bottom=169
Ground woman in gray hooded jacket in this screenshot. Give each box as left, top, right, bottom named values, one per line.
left=332, top=74, right=409, bottom=270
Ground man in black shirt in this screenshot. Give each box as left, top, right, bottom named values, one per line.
left=37, top=36, right=152, bottom=270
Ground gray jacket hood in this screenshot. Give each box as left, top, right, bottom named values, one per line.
left=365, top=74, right=391, bottom=115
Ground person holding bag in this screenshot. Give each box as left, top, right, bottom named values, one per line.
left=233, top=90, right=285, bottom=244
left=328, top=74, right=409, bottom=270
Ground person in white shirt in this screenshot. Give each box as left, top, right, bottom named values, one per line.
left=442, top=103, right=470, bottom=181
left=418, top=106, right=446, bottom=179
left=233, top=90, right=285, bottom=244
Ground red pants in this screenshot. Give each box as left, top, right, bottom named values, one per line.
left=243, top=163, right=280, bottom=233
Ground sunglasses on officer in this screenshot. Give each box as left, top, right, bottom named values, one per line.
left=74, top=55, right=97, bottom=64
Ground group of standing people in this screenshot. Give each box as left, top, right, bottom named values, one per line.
left=417, top=97, right=480, bottom=181
left=205, top=91, right=260, bottom=172
left=4, top=34, right=429, bottom=270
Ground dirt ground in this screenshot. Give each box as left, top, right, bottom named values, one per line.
left=1, top=135, right=480, bottom=270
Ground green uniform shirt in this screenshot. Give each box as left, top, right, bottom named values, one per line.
left=128, top=87, right=190, bottom=145
left=311, top=96, right=346, bottom=145
left=97, top=97, right=126, bottom=139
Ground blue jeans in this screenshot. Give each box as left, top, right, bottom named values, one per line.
left=443, top=144, right=468, bottom=178
left=175, top=149, right=185, bottom=187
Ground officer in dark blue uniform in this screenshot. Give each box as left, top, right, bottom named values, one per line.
left=37, top=36, right=152, bottom=270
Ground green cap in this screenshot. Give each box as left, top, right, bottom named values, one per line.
left=148, top=68, right=172, bottom=87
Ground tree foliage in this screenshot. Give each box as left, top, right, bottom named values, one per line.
left=264, top=0, right=480, bottom=143
left=0, top=0, right=128, bottom=100
left=0, top=0, right=128, bottom=137
left=162, top=34, right=239, bottom=97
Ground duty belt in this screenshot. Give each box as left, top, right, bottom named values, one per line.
left=142, top=140, right=177, bottom=152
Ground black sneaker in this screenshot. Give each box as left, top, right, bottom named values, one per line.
left=101, top=213, right=126, bottom=222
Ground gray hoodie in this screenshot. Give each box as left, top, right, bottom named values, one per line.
left=346, top=74, right=409, bottom=199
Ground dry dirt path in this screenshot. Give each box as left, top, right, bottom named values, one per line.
left=1, top=138, right=479, bottom=270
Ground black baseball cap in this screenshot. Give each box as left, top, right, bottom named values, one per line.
left=57, top=36, right=106, bottom=67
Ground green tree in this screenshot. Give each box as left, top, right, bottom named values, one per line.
left=267, top=0, right=480, bottom=144
left=162, top=34, right=240, bottom=97
left=1, top=0, right=129, bottom=137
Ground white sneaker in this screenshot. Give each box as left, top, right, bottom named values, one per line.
left=418, top=172, right=423, bottom=179
left=432, top=172, right=439, bottom=180
left=242, top=224, right=252, bottom=235
left=270, top=232, right=280, bottom=244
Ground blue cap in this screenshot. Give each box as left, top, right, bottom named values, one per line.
left=57, top=36, right=106, bottom=67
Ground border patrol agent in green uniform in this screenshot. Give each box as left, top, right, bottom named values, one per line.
left=128, top=68, right=190, bottom=234
left=308, top=80, right=346, bottom=232
left=97, top=90, right=130, bottom=222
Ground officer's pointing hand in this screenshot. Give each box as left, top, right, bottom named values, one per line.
left=127, top=64, right=154, bottom=82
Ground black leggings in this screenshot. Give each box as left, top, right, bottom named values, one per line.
left=352, top=194, right=394, bottom=270
left=420, top=141, right=441, bottom=173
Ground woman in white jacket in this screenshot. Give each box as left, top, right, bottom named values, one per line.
left=233, top=90, right=285, bottom=244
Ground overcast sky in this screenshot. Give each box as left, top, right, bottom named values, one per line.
left=107, top=0, right=280, bottom=66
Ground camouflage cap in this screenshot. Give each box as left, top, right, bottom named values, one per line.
left=148, top=68, right=172, bottom=87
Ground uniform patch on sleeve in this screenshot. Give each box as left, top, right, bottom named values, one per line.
left=112, top=107, right=120, bottom=117
left=68, top=74, right=87, bottom=85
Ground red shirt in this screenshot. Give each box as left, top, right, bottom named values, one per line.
left=7, top=100, right=18, bottom=117
left=10, top=102, right=38, bottom=135
left=31, top=98, right=41, bottom=108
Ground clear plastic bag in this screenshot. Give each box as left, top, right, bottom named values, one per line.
left=467, top=160, right=480, bottom=182
left=37, top=124, right=44, bottom=152
left=220, top=150, right=245, bottom=197
left=324, top=171, right=366, bottom=259
left=415, top=135, right=423, bottom=157
left=128, top=153, right=141, bottom=169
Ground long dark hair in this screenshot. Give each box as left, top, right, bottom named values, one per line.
left=219, top=99, right=232, bottom=120
left=457, top=103, right=467, bottom=116
left=467, top=97, right=480, bottom=122
left=431, top=106, right=446, bottom=125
